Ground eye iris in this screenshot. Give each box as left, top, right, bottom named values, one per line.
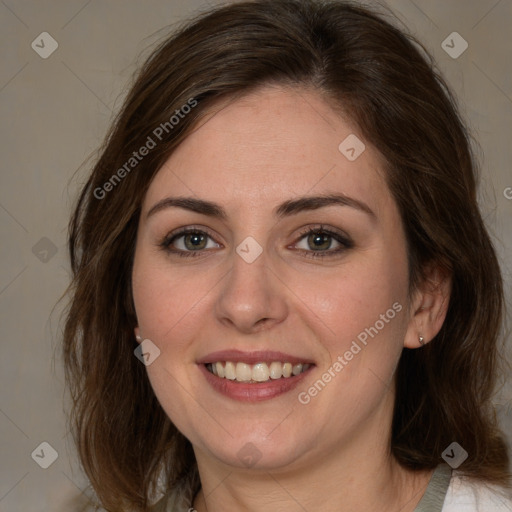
left=308, top=231, right=331, bottom=250
left=184, top=232, right=207, bottom=250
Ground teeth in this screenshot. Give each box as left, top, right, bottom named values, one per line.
left=225, top=361, right=236, bottom=380
left=252, top=363, right=270, bottom=382
left=292, top=363, right=303, bottom=376
left=269, top=361, right=282, bottom=379
left=215, top=362, right=225, bottom=378
left=236, top=362, right=252, bottom=382
left=207, top=361, right=311, bottom=382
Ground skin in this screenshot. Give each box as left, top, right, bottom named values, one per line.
left=132, top=85, right=451, bottom=512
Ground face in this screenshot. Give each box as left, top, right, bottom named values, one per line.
left=132, top=85, right=413, bottom=472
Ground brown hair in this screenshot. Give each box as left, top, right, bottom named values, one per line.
left=63, top=0, right=511, bottom=509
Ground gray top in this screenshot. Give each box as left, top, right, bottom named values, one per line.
left=413, top=464, right=452, bottom=511
left=152, top=463, right=452, bottom=511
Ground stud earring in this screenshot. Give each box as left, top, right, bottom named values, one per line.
left=136, top=334, right=142, bottom=342
left=419, top=335, right=425, bottom=346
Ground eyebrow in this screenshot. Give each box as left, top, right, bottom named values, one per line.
left=146, top=193, right=376, bottom=221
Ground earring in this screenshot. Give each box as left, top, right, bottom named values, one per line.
left=136, top=334, right=142, bottom=342
left=419, top=335, right=425, bottom=346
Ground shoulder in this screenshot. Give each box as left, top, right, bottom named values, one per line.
left=442, top=472, right=512, bottom=511
left=150, top=470, right=200, bottom=512
left=150, top=495, right=191, bottom=512
left=150, top=492, right=192, bottom=512
left=149, top=482, right=196, bottom=512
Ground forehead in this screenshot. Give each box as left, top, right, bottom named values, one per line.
left=143, top=85, right=391, bottom=219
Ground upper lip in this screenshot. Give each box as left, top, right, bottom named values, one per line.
left=197, top=349, right=315, bottom=366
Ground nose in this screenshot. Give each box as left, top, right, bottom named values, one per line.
left=214, top=248, right=288, bottom=334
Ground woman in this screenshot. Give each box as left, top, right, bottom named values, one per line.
left=63, top=1, right=512, bottom=510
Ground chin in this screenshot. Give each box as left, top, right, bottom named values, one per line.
left=194, top=426, right=312, bottom=471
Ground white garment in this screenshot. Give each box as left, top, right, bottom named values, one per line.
left=441, top=472, right=512, bottom=511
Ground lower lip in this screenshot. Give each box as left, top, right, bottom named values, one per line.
left=198, top=364, right=312, bottom=402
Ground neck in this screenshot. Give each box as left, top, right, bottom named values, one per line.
left=191, top=391, right=433, bottom=512
left=193, top=456, right=431, bottom=512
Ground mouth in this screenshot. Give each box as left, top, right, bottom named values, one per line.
left=197, top=350, right=315, bottom=402
left=205, top=361, right=311, bottom=383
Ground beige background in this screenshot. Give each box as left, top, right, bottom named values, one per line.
left=1, top=0, right=511, bottom=510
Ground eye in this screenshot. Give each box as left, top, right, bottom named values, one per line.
left=161, top=227, right=221, bottom=257
left=293, top=226, right=353, bottom=259
left=159, top=225, right=352, bottom=259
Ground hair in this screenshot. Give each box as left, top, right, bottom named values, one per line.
left=63, top=0, right=511, bottom=510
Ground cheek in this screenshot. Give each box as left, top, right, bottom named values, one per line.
left=291, top=253, right=410, bottom=407
left=297, top=254, right=407, bottom=344
left=132, top=250, right=213, bottom=345
left=131, top=252, right=212, bottom=435
left=296, top=260, right=408, bottom=410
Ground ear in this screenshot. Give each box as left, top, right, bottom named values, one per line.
left=134, top=326, right=142, bottom=344
left=403, top=263, right=451, bottom=349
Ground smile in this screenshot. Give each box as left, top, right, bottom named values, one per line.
left=206, top=361, right=311, bottom=383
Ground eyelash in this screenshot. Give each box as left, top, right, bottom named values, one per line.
left=295, top=225, right=353, bottom=259
left=159, top=225, right=354, bottom=259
